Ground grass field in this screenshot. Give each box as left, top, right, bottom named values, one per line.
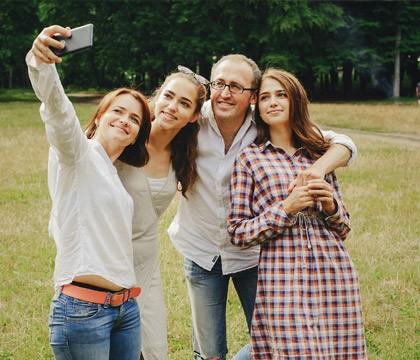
left=0, top=98, right=419, bottom=359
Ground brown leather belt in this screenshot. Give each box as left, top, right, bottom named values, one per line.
left=62, top=283, right=141, bottom=307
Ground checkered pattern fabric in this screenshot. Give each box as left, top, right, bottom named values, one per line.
left=228, top=142, right=367, bottom=359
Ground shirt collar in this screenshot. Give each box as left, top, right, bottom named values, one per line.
left=260, top=139, right=305, bottom=156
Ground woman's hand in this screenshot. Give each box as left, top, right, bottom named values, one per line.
left=283, top=185, right=315, bottom=215
left=307, top=178, right=336, bottom=215
left=31, top=25, right=71, bottom=64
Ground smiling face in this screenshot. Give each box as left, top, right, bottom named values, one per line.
left=94, top=93, right=142, bottom=148
left=154, top=77, right=199, bottom=132
left=258, top=77, right=290, bottom=129
left=210, top=59, right=256, bottom=125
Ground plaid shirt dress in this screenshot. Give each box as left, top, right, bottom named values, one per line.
left=228, top=142, right=367, bottom=359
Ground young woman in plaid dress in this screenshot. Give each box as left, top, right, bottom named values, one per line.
left=228, top=68, right=367, bottom=359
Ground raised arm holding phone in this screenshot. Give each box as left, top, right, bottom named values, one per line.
left=27, top=25, right=151, bottom=360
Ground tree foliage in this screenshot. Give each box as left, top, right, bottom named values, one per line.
left=1, top=0, right=419, bottom=99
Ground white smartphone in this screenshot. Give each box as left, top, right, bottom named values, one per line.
left=52, top=24, right=94, bottom=57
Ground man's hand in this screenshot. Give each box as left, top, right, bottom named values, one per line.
left=31, top=25, right=71, bottom=64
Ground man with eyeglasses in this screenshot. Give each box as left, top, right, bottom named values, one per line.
left=168, top=54, right=357, bottom=360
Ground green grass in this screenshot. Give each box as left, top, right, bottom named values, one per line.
left=310, top=102, right=420, bottom=136
left=0, top=100, right=419, bottom=359
left=0, top=89, right=38, bottom=102
left=0, top=88, right=105, bottom=103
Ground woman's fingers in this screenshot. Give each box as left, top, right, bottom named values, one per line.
left=32, top=25, right=71, bottom=64
left=308, top=188, right=331, bottom=197
left=44, top=25, right=71, bottom=37
left=307, top=178, right=329, bottom=187
left=40, top=33, right=66, bottom=50
left=307, top=179, right=333, bottom=193
left=31, top=45, right=52, bottom=64
left=32, top=38, right=59, bottom=63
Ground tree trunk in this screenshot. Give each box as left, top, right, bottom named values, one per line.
left=301, top=69, right=315, bottom=99
left=8, top=68, right=13, bottom=89
left=406, top=54, right=419, bottom=96
left=343, top=60, right=353, bottom=98
left=330, top=68, right=338, bottom=94
left=393, top=25, right=401, bottom=98
left=319, top=73, right=325, bottom=96
left=359, top=72, right=369, bottom=95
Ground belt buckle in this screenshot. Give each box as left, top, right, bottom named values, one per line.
left=123, top=289, right=129, bottom=303
left=110, top=289, right=129, bottom=307
left=104, top=292, right=113, bottom=307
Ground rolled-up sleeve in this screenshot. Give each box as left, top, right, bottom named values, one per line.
left=322, top=129, right=357, bottom=165
left=323, top=172, right=351, bottom=240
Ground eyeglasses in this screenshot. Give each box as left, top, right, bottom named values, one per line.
left=177, top=65, right=209, bottom=86
left=210, top=80, right=255, bottom=94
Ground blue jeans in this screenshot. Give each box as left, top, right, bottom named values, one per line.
left=231, top=344, right=251, bottom=360
left=49, top=291, right=141, bottom=360
left=184, top=257, right=257, bottom=360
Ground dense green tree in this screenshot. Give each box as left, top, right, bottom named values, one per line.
left=0, top=0, right=40, bottom=88
left=1, top=0, right=419, bottom=99
left=338, top=1, right=420, bottom=98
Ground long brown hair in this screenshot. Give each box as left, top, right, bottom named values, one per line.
left=85, top=88, right=151, bottom=167
left=255, top=68, right=330, bottom=159
left=150, top=72, right=207, bottom=196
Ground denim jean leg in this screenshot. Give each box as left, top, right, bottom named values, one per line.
left=49, top=294, right=73, bottom=360
left=109, top=299, right=141, bottom=360
left=231, top=266, right=258, bottom=331
left=50, top=293, right=113, bottom=359
left=232, top=343, right=252, bottom=360
left=184, top=257, right=229, bottom=360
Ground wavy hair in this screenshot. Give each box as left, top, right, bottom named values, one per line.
left=255, top=68, right=330, bottom=159
left=150, top=72, right=207, bottom=196
left=85, top=88, right=151, bottom=167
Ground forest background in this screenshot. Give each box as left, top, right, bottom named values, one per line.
left=0, top=1, right=419, bottom=359
left=1, top=0, right=420, bottom=99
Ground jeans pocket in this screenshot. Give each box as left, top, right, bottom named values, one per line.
left=184, top=257, right=214, bottom=281
left=49, top=297, right=67, bottom=346
left=184, top=257, right=202, bottom=279
left=65, top=296, right=102, bottom=321
left=183, top=257, right=193, bottom=276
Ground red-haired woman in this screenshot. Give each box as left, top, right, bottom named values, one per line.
left=28, top=25, right=151, bottom=360
left=116, top=66, right=208, bottom=360
left=228, top=68, right=367, bottom=359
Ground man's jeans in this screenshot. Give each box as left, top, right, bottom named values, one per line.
left=49, top=291, right=141, bottom=360
left=184, top=257, right=257, bottom=360
left=232, top=344, right=251, bottom=360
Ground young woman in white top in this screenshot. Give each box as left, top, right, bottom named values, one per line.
left=116, top=66, right=208, bottom=360
left=28, top=25, right=151, bottom=360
